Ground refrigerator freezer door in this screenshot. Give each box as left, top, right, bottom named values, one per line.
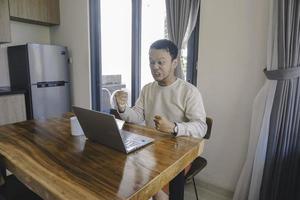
left=31, top=83, right=71, bottom=120
left=27, top=44, right=69, bottom=84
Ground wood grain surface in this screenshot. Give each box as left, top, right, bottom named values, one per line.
left=0, top=113, right=203, bottom=200
left=9, top=0, right=60, bottom=25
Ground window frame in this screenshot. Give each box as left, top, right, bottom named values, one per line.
left=89, top=0, right=102, bottom=111
left=131, top=0, right=142, bottom=106
left=90, top=0, right=200, bottom=111
left=186, top=6, right=200, bottom=86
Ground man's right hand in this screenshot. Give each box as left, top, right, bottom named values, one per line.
left=115, top=90, right=128, bottom=113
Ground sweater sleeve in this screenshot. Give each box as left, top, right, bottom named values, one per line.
left=176, top=88, right=207, bottom=138
left=118, top=88, right=145, bottom=124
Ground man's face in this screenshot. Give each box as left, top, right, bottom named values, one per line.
left=149, top=49, right=177, bottom=86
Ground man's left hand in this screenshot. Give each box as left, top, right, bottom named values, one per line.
left=153, top=115, right=175, bottom=134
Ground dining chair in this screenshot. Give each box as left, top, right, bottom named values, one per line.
left=185, top=117, right=213, bottom=200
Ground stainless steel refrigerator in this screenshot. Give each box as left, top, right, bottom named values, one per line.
left=8, top=43, right=71, bottom=120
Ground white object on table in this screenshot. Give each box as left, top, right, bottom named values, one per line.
left=70, top=116, right=84, bottom=136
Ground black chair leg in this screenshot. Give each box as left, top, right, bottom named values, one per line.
left=192, top=177, right=199, bottom=200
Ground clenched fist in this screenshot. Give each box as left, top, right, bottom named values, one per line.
left=153, top=115, right=176, bottom=134
left=115, top=90, right=128, bottom=113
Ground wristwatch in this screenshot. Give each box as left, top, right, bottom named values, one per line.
left=172, top=122, right=178, bottom=136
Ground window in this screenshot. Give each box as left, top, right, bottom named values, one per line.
left=90, top=0, right=200, bottom=111
left=141, top=0, right=167, bottom=88
left=100, top=0, right=132, bottom=112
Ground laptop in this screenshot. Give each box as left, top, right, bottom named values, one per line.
left=72, top=106, right=154, bottom=154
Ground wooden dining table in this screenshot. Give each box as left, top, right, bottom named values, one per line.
left=0, top=113, right=204, bottom=200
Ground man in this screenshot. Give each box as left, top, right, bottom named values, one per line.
left=115, top=39, right=207, bottom=138
left=115, top=39, right=207, bottom=200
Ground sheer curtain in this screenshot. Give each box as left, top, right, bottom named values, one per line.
left=234, top=0, right=300, bottom=199
left=165, top=0, right=200, bottom=79
left=233, top=0, right=278, bottom=199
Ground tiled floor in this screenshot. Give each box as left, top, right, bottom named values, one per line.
left=184, top=181, right=233, bottom=200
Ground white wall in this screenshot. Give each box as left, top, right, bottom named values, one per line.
left=50, top=0, right=91, bottom=109
left=197, top=0, right=270, bottom=191
left=0, top=21, right=50, bottom=86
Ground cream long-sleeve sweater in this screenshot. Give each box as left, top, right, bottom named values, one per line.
left=119, top=79, right=207, bottom=138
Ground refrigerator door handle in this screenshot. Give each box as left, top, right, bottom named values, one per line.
left=35, top=81, right=67, bottom=88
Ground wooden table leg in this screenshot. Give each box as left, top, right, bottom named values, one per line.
left=169, top=170, right=185, bottom=200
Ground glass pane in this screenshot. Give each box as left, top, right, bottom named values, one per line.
left=141, top=0, right=167, bottom=88
left=100, top=0, right=132, bottom=112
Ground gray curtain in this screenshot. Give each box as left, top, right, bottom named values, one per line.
left=165, top=0, right=200, bottom=79
left=260, top=0, right=300, bottom=199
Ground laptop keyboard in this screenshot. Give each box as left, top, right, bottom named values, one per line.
left=124, top=139, right=141, bottom=148
left=121, top=132, right=144, bottom=149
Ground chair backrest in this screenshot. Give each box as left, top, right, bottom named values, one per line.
left=204, top=117, right=213, bottom=139
left=184, top=117, right=213, bottom=184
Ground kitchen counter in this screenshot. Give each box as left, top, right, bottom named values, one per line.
left=0, top=87, right=26, bottom=96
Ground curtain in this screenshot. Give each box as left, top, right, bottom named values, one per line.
left=233, top=0, right=278, bottom=199
left=234, top=0, right=300, bottom=199
left=260, top=0, right=300, bottom=199
left=165, top=0, right=200, bottom=79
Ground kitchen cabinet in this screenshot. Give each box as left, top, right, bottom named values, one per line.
left=0, top=0, right=11, bottom=43
left=46, top=0, right=60, bottom=24
left=9, top=0, right=60, bottom=26
left=0, top=94, right=26, bottom=125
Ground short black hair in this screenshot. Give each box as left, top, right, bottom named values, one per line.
left=150, top=39, right=178, bottom=60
